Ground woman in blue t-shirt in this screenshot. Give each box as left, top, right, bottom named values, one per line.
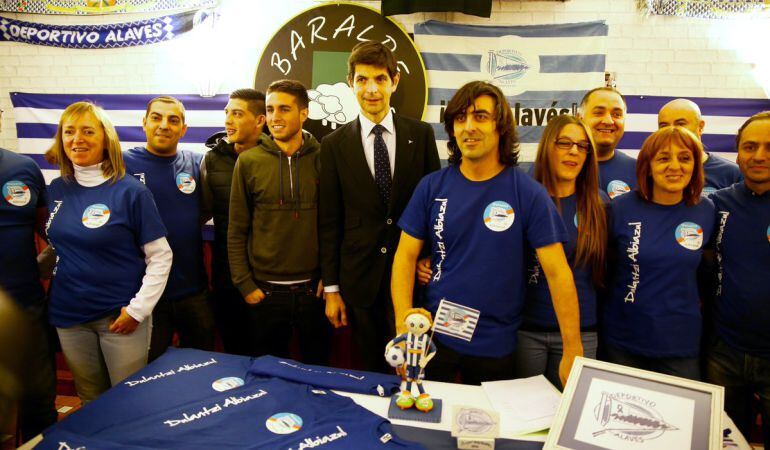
left=44, top=102, right=172, bottom=403
left=604, top=126, right=714, bottom=380
left=514, top=115, right=608, bottom=389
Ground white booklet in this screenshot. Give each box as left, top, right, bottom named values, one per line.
left=481, top=375, right=561, bottom=435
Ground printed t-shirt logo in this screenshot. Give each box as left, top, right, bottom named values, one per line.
left=82, top=203, right=110, bottom=228
left=574, top=213, right=579, bottom=228
left=766, top=224, right=769, bottom=243
left=176, top=172, right=196, bottom=194
left=675, top=221, right=703, bottom=250
left=607, top=180, right=630, bottom=199
left=483, top=200, right=514, bottom=232
left=211, top=377, right=244, bottom=392
left=702, top=186, right=717, bottom=197
left=2, top=180, right=31, bottom=206
left=266, top=412, right=303, bottom=434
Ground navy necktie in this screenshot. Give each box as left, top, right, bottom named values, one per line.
left=372, top=124, right=392, bottom=206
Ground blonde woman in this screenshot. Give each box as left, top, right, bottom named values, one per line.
left=45, top=102, right=172, bottom=402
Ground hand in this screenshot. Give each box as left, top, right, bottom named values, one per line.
left=316, top=280, right=324, bottom=298
left=416, top=257, right=432, bottom=285
left=558, top=345, right=584, bottom=388
left=244, top=288, right=266, bottom=305
left=109, top=307, right=140, bottom=335
left=324, top=292, right=348, bottom=328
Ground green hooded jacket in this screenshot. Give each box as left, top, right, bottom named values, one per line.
left=227, top=131, right=321, bottom=296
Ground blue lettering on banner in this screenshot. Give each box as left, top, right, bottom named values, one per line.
left=0, top=10, right=199, bottom=49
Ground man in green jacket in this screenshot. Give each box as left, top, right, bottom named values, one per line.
left=227, top=79, right=331, bottom=364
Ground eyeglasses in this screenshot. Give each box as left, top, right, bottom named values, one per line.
left=554, top=138, right=591, bottom=154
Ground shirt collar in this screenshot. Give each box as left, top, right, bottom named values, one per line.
left=359, top=110, right=394, bottom=137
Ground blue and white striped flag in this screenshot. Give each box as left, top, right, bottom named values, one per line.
left=620, top=95, right=770, bottom=161
left=432, top=298, right=480, bottom=342
left=414, top=20, right=608, bottom=161
left=10, top=92, right=228, bottom=183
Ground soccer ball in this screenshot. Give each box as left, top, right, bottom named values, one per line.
left=385, top=346, right=405, bottom=367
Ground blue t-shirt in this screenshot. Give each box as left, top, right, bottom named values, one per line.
left=523, top=191, right=610, bottom=329
left=599, top=150, right=637, bottom=200
left=46, top=348, right=420, bottom=450
left=604, top=192, right=715, bottom=358
left=46, top=175, right=167, bottom=327
left=398, top=165, right=567, bottom=357
left=702, top=153, right=743, bottom=197
left=711, top=183, right=770, bottom=359
left=124, top=147, right=205, bottom=300
left=248, top=355, right=401, bottom=397
left=0, top=149, right=47, bottom=308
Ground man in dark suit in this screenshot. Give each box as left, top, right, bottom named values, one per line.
left=319, top=41, right=440, bottom=372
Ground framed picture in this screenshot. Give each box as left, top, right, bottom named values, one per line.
left=544, top=357, right=724, bottom=450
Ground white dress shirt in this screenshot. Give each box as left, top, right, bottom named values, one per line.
left=358, top=110, right=396, bottom=179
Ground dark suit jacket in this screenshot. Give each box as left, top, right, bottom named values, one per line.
left=319, top=114, right=440, bottom=308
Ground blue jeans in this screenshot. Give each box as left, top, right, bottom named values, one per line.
left=246, top=280, right=331, bottom=366
left=706, top=338, right=770, bottom=448
left=604, top=344, right=700, bottom=380
left=57, top=314, right=151, bottom=403
left=513, top=330, right=598, bottom=390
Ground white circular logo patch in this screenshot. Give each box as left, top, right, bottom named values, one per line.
left=483, top=201, right=514, bottom=232
left=82, top=203, right=110, bottom=228
left=266, top=412, right=303, bottom=434
left=2, top=180, right=31, bottom=206
left=675, top=222, right=703, bottom=250
left=766, top=225, right=769, bottom=243
left=607, top=180, right=631, bottom=199
left=573, top=213, right=579, bottom=228
left=176, top=172, right=196, bottom=194
left=211, top=377, right=244, bottom=392
left=702, top=186, right=717, bottom=197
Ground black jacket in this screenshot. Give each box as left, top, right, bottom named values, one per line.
left=201, top=131, right=238, bottom=291
left=319, top=114, right=440, bottom=307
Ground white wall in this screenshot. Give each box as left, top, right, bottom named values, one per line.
left=1, top=0, right=768, bottom=151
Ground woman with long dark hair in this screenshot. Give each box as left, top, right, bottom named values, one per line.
left=514, top=115, right=607, bottom=388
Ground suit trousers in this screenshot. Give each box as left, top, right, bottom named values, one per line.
left=348, top=273, right=395, bottom=374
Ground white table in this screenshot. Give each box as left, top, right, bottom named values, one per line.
left=337, top=380, right=753, bottom=449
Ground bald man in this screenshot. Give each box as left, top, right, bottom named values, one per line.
left=658, top=99, right=742, bottom=195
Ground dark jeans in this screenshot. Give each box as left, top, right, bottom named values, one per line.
left=18, top=302, right=57, bottom=441
left=604, top=344, right=700, bottom=380
left=247, top=280, right=331, bottom=366
left=149, top=289, right=216, bottom=362
left=706, top=338, right=770, bottom=448
left=212, top=285, right=252, bottom=356
left=513, top=330, right=598, bottom=390
left=427, top=338, right=516, bottom=385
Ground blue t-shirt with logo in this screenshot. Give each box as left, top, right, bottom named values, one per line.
left=39, top=348, right=421, bottom=450
left=599, top=150, right=637, bottom=200
left=0, top=149, right=47, bottom=308
left=398, top=165, right=567, bottom=358
left=248, top=355, right=401, bottom=396
left=702, top=153, right=743, bottom=197
left=711, top=183, right=770, bottom=359
left=604, top=192, right=715, bottom=358
left=124, top=147, right=205, bottom=301
left=523, top=191, right=610, bottom=329
left=46, top=175, right=167, bottom=327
